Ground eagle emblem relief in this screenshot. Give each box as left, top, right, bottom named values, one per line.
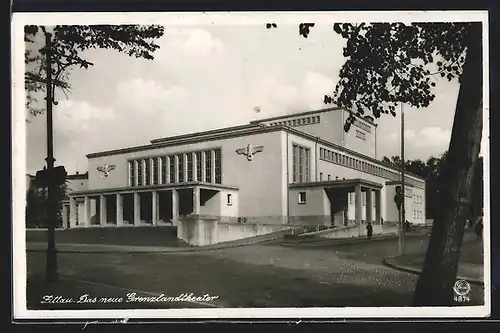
left=97, top=164, right=116, bottom=177
left=236, top=144, right=264, bottom=161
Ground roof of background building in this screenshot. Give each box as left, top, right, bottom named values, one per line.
left=249, top=106, right=377, bottom=126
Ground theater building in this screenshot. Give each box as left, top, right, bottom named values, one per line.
left=63, top=107, right=426, bottom=234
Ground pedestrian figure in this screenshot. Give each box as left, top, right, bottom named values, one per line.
left=366, top=223, right=373, bottom=240
left=474, top=219, right=483, bottom=240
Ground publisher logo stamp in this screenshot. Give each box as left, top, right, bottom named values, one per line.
left=453, top=279, right=471, bottom=303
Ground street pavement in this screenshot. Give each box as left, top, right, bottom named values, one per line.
left=25, top=233, right=485, bottom=308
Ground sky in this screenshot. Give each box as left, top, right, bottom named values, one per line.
left=25, top=24, right=463, bottom=175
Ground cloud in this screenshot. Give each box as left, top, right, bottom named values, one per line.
left=54, top=100, right=115, bottom=133
left=161, top=28, right=225, bottom=57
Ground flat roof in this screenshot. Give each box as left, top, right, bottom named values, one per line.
left=289, top=178, right=384, bottom=190
left=250, top=106, right=377, bottom=126
left=70, top=181, right=239, bottom=196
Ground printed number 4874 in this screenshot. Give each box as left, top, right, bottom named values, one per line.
left=454, top=295, right=471, bottom=303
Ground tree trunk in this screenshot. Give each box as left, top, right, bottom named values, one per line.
left=413, top=23, right=483, bottom=306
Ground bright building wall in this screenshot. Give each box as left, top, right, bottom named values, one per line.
left=86, top=131, right=285, bottom=221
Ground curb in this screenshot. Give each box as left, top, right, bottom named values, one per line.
left=281, top=232, right=429, bottom=248
left=25, top=233, right=289, bottom=254
left=382, top=256, right=484, bottom=286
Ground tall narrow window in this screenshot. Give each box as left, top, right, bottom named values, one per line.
left=161, top=156, right=167, bottom=184
left=304, top=148, right=310, bottom=182
left=299, top=147, right=304, bottom=182
left=187, top=153, right=193, bottom=182
left=292, top=145, right=298, bottom=182
left=128, top=161, right=135, bottom=187
left=205, top=150, right=212, bottom=183
left=145, top=158, right=151, bottom=185
left=196, top=151, right=202, bottom=181
left=137, top=159, right=144, bottom=186
left=169, top=156, right=175, bottom=183
left=178, top=154, right=185, bottom=183
left=152, top=158, right=159, bottom=185
left=215, top=149, right=222, bottom=184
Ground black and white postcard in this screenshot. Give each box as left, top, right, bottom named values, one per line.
left=12, top=11, right=490, bottom=320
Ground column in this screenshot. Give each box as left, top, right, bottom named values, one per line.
left=193, top=152, right=198, bottom=181
left=134, top=192, right=141, bottom=226
left=355, top=185, right=362, bottom=234
left=133, top=160, right=138, bottom=186
left=174, top=155, right=179, bottom=183
left=150, top=158, right=154, bottom=184
left=193, top=187, right=200, bottom=215
left=158, top=157, right=162, bottom=184
left=375, top=189, right=382, bottom=225
left=183, top=153, right=188, bottom=181
left=172, top=189, right=179, bottom=226
left=211, top=149, right=216, bottom=184
left=100, top=195, right=107, bottom=226
left=69, top=197, right=76, bottom=228
left=365, top=189, right=373, bottom=224
left=152, top=191, right=158, bottom=225
left=166, top=156, right=171, bottom=183
left=116, top=193, right=123, bottom=226
left=84, top=196, right=91, bottom=227
left=141, top=159, right=146, bottom=185
left=201, top=151, right=207, bottom=182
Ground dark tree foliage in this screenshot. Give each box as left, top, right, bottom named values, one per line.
left=24, top=25, right=165, bottom=116
left=296, top=21, right=483, bottom=305
left=383, top=153, right=483, bottom=221
left=326, top=23, right=469, bottom=130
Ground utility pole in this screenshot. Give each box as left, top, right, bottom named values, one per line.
left=400, top=103, right=406, bottom=256
left=44, top=32, right=58, bottom=282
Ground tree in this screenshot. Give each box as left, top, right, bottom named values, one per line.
left=25, top=25, right=165, bottom=117
left=323, top=22, right=483, bottom=305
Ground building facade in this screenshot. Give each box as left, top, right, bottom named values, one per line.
left=63, top=107, right=426, bottom=229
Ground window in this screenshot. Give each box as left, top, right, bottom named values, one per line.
left=196, top=151, right=202, bottom=182
left=187, top=153, right=193, bottom=182
left=304, top=148, right=310, bottom=182
left=336, top=176, right=339, bottom=180
left=299, top=192, right=307, bottom=204
left=178, top=154, right=185, bottom=183
left=153, top=158, right=159, bottom=185
left=356, top=130, right=366, bottom=141
left=292, top=144, right=310, bottom=183
left=320, top=172, right=323, bottom=181
left=413, top=210, right=416, bottom=219
left=205, top=150, right=212, bottom=183
left=137, top=159, right=144, bottom=186
left=292, top=145, right=297, bottom=182
left=328, top=174, right=331, bottom=180
left=349, top=193, right=354, bottom=204
left=169, top=156, right=175, bottom=183
left=128, top=161, right=135, bottom=186
left=161, top=156, right=167, bottom=184
left=215, top=149, right=222, bottom=184
left=299, top=148, right=304, bottom=182
left=145, top=158, right=151, bottom=185
left=227, top=193, right=233, bottom=206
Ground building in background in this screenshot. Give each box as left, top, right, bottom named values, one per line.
left=63, top=107, right=426, bottom=232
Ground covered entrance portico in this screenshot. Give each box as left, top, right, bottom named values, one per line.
left=64, top=182, right=238, bottom=228
left=289, top=178, right=382, bottom=228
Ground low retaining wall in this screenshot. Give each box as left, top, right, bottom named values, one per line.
left=177, top=216, right=292, bottom=246
left=299, top=223, right=399, bottom=239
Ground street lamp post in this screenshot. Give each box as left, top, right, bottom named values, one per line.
left=399, top=103, right=406, bottom=256
left=44, top=32, right=58, bottom=282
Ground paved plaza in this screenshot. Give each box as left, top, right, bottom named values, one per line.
left=26, top=233, right=484, bottom=309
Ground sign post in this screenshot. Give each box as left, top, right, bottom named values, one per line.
left=394, top=190, right=404, bottom=255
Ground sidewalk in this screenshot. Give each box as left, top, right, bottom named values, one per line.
left=25, top=228, right=299, bottom=253
left=281, top=230, right=430, bottom=248
left=383, top=256, right=484, bottom=285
